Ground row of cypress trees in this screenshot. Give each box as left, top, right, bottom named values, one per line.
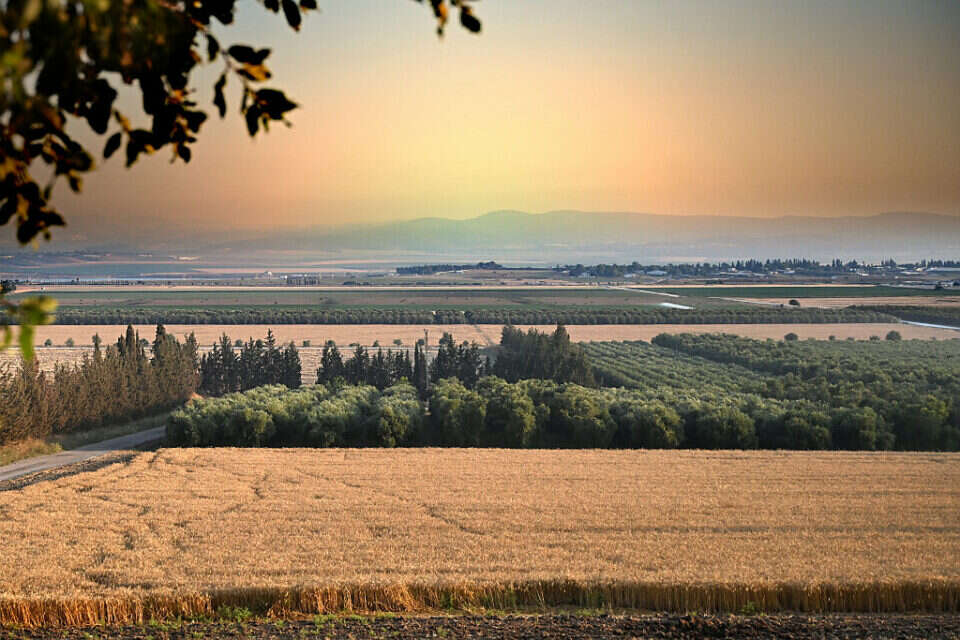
left=198, top=330, right=302, bottom=395
left=0, top=325, right=199, bottom=445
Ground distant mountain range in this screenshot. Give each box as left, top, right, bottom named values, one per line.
left=227, top=210, right=960, bottom=263
left=5, top=210, right=959, bottom=265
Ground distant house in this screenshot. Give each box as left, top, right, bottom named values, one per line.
left=646, top=270, right=667, bottom=276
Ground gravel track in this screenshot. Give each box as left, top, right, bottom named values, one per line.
left=3, top=614, right=959, bottom=639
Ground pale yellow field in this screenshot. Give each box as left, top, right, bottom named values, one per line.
left=19, top=322, right=960, bottom=348
left=1, top=449, right=958, bottom=625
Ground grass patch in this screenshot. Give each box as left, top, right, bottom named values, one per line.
left=0, top=438, right=62, bottom=467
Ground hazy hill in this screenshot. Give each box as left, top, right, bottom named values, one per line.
left=4, top=211, right=958, bottom=264
left=250, top=210, right=960, bottom=262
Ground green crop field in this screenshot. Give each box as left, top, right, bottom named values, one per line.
left=13, top=287, right=683, bottom=308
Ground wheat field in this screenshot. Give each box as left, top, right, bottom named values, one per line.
left=1, top=449, right=958, bottom=626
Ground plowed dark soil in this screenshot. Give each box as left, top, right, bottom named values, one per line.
left=3, top=613, right=959, bottom=639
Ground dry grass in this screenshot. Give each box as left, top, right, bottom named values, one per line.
left=0, top=437, right=61, bottom=467
left=1, top=449, right=957, bottom=625
left=0, top=413, right=170, bottom=468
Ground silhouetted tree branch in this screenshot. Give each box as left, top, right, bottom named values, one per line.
left=0, top=0, right=481, bottom=356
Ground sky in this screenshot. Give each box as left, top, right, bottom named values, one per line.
left=55, top=0, right=960, bottom=242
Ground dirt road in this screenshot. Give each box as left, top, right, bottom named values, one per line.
left=0, top=427, right=163, bottom=484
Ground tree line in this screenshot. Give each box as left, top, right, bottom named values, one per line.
left=315, top=333, right=482, bottom=397
left=314, top=325, right=593, bottom=398
left=396, top=261, right=503, bottom=275
left=0, top=326, right=305, bottom=446
left=0, top=326, right=198, bottom=445
left=556, top=258, right=960, bottom=277
left=44, top=306, right=894, bottom=325
left=854, top=305, right=960, bottom=327
left=167, top=371, right=956, bottom=451
left=198, top=330, right=302, bottom=396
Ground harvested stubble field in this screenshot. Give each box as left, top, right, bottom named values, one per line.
left=1, top=449, right=958, bottom=627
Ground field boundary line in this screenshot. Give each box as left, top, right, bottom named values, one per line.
left=2, top=580, right=958, bottom=626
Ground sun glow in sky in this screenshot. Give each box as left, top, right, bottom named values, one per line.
left=60, top=0, right=960, bottom=239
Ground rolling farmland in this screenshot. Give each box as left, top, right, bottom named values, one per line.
left=1, top=449, right=957, bottom=626
left=14, top=321, right=960, bottom=348
left=4, top=323, right=957, bottom=385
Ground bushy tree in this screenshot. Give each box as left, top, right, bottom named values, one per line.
left=428, top=378, right=486, bottom=446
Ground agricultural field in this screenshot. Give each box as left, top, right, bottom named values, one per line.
left=1, top=449, right=957, bottom=626
left=11, top=284, right=922, bottom=325
left=15, top=322, right=960, bottom=347
left=4, top=323, right=957, bottom=377
left=12, top=286, right=685, bottom=309
left=752, top=296, right=960, bottom=309
left=655, top=285, right=960, bottom=299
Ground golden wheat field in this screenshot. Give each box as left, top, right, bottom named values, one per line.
left=1, top=449, right=958, bottom=625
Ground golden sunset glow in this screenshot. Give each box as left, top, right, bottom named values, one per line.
left=59, top=0, right=960, bottom=238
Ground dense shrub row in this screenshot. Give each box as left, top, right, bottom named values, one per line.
left=47, top=306, right=894, bottom=325
left=166, top=371, right=949, bottom=451
left=0, top=326, right=199, bottom=445
left=167, top=383, right=423, bottom=447
left=854, top=305, right=960, bottom=327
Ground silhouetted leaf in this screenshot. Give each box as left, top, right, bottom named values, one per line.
left=265, top=0, right=279, bottom=11
left=460, top=6, right=481, bottom=32
left=282, top=0, right=301, bottom=30
left=0, top=197, right=16, bottom=225
left=139, top=73, right=165, bottom=115
left=184, top=110, right=208, bottom=132
left=256, top=88, right=298, bottom=119
left=228, top=45, right=270, bottom=65
left=104, top=132, right=123, bottom=158
left=246, top=105, right=261, bottom=136
left=206, top=34, right=220, bottom=61
left=300, top=0, right=317, bottom=9
left=178, top=144, right=192, bottom=163
left=213, top=74, right=227, bottom=118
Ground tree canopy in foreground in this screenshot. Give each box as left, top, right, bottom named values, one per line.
left=0, top=0, right=481, bottom=355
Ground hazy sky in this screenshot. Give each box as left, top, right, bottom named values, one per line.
left=58, top=0, right=960, bottom=240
